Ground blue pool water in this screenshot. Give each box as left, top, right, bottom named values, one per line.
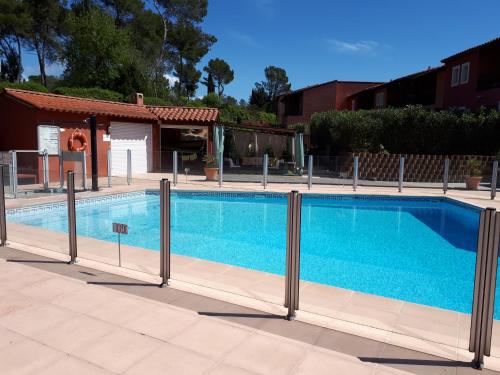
left=8, top=191, right=484, bottom=316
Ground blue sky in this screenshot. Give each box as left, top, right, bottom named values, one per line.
left=21, top=0, right=500, bottom=100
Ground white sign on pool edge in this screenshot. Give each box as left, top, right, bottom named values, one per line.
left=37, top=125, right=61, bottom=155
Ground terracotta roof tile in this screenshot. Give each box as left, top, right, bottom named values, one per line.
left=147, top=105, right=219, bottom=123
left=4, top=88, right=157, bottom=120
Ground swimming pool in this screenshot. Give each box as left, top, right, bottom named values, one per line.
left=7, top=191, right=482, bottom=316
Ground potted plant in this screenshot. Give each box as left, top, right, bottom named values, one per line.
left=465, top=158, right=483, bottom=190
left=203, top=154, right=218, bottom=181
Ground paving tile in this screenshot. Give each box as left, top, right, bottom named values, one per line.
left=295, top=348, right=374, bottom=375
left=0, top=290, right=41, bottom=317
left=124, top=343, right=216, bottom=375
left=19, top=277, right=85, bottom=302
left=315, top=329, right=385, bottom=358
left=394, top=313, right=458, bottom=347
left=125, top=304, right=199, bottom=340
left=0, top=304, right=75, bottom=337
left=86, top=294, right=156, bottom=326
left=258, top=317, right=324, bottom=345
left=51, top=285, right=116, bottom=313
left=35, top=355, right=115, bottom=375
left=205, top=364, right=260, bottom=375
left=0, top=338, right=64, bottom=375
left=72, top=327, right=160, bottom=373
left=31, top=313, right=115, bottom=353
left=170, top=318, right=252, bottom=359
left=0, top=326, right=26, bottom=350
left=223, top=333, right=308, bottom=375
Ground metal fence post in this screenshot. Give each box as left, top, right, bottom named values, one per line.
left=469, top=208, right=500, bottom=369
left=443, top=158, right=450, bottom=194
left=398, top=156, right=405, bottom=193
left=307, top=155, right=313, bottom=190
left=491, top=161, right=498, bottom=200
left=0, top=165, right=7, bottom=246
left=127, top=149, right=132, bottom=185
left=42, top=150, right=49, bottom=190
left=10, top=151, right=17, bottom=199
left=218, top=153, right=223, bottom=188
left=263, top=154, right=269, bottom=189
left=82, top=151, right=87, bottom=190
left=285, top=190, right=302, bottom=320
left=67, top=171, right=77, bottom=264
left=353, top=156, right=359, bottom=192
left=160, top=179, right=171, bottom=287
left=173, top=151, right=178, bottom=186
left=107, top=148, right=112, bottom=188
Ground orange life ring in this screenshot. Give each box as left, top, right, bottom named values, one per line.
left=68, top=129, right=88, bottom=152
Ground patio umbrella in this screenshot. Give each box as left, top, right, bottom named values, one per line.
left=213, top=125, right=225, bottom=166
left=295, top=133, right=304, bottom=171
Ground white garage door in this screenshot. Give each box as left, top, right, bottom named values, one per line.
left=110, top=122, right=152, bottom=176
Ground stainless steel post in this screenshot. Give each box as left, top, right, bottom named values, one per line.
left=470, top=208, right=498, bottom=369
left=82, top=151, right=87, bottom=190
left=42, top=150, right=49, bottom=190
left=218, top=153, right=223, bottom=187
left=443, top=158, right=450, bottom=194
left=127, top=149, right=132, bottom=185
left=10, top=151, right=17, bottom=199
left=160, top=179, right=171, bottom=287
left=353, top=156, right=359, bottom=192
left=67, top=171, right=77, bottom=264
left=285, top=190, right=302, bottom=320
left=107, top=148, right=112, bottom=188
left=307, top=155, right=313, bottom=190
left=173, top=151, right=178, bottom=186
left=263, top=154, right=269, bottom=189
left=0, top=165, right=7, bottom=246
left=491, top=161, right=498, bottom=200
left=398, top=156, right=405, bottom=193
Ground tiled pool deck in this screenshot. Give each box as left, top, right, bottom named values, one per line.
left=4, top=175, right=500, bottom=372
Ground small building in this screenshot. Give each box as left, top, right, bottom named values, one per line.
left=0, top=89, right=219, bottom=181
left=277, top=80, right=381, bottom=126
left=350, top=37, right=500, bottom=111
left=350, top=66, right=445, bottom=110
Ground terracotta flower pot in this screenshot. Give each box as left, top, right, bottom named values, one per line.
left=465, top=176, right=482, bottom=190
left=204, top=167, right=219, bottom=181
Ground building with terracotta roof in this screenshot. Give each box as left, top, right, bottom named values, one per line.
left=0, top=88, right=219, bottom=181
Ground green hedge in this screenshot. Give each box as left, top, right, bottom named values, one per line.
left=219, top=105, right=277, bottom=124
left=310, top=106, right=500, bottom=155
left=53, top=87, right=124, bottom=102
left=0, top=81, right=49, bottom=93
left=143, top=96, right=173, bottom=106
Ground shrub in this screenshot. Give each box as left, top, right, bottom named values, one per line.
left=143, top=96, right=172, bottom=106
left=0, top=81, right=49, bottom=93
left=309, top=106, right=500, bottom=155
left=53, top=87, right=124, bottom=102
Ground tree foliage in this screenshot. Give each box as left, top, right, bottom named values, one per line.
left=202, top=58, right=234, bottom=97
left=250, top=65, right=291, bottom=112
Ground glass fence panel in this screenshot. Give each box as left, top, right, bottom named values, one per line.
left=299, top=194, right=479, bottom=349
left=76, top=175, right=160, bottom=276
left=312, top=155, right=353, bottom=187
left=171, top=191, right=287, bottom=306
left=490, top=250, right=500, bottom=358
left=357, top=154, right=400, bottom=188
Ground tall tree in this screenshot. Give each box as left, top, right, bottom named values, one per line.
left=251, top=66, right=291, bottom=112
left=0, top=0, right=27, bottom=82
left=201, top=71, right=215, bottom=94
left=203, top=58, right=234, bottom=97
left=98, top=0, right=143, bottom=27
left=22, top=0, right=65, bottom=87
left=62, top=8, right=146, bottom=92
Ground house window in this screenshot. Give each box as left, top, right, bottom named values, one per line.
left=460, top=62, right=470, bottom=84
left=451, top=65, right=460, bottom=87
left=375, top=92, right=385, bottom=108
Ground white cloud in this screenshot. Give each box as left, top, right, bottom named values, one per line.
left=164, top=73, right=179, bottom=87
left=326, top=39, right=382, bottom=55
